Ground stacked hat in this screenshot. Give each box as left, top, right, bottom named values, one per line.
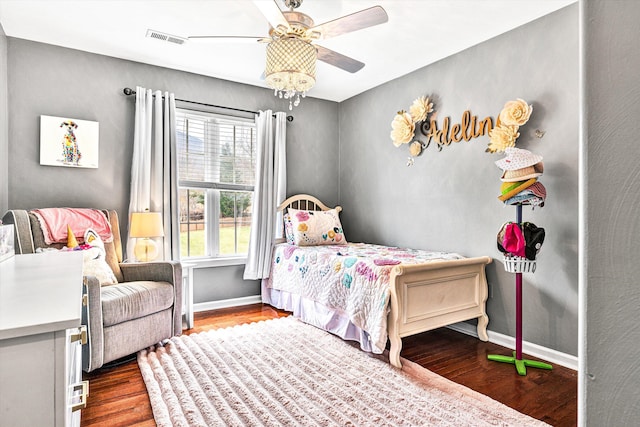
left=495, top=147, right=546, bottom=207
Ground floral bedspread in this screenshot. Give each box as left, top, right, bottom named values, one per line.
left=265, top=242, right=463, bottom=353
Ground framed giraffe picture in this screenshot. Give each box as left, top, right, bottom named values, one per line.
left=39, top=115, right=99, bottom=168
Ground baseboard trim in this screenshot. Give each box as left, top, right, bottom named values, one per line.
left=447, top=322, right=578, bottom=371
left=194, top=295, right=262, bottom=313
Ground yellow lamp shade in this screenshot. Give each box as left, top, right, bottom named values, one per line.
left=130, top=211, right=164, bottom=238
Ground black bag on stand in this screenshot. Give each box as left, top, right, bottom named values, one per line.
left=521, top=222, right=545, bottom=260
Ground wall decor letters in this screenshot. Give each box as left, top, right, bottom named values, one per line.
left=420, top=110, right=493, bottom=147
left=391, top=96, right=533, bottom=166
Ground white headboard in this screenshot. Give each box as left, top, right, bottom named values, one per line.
left=277, top=194, right=342, bottom=213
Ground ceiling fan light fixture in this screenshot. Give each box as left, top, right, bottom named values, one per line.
left=265, top=37, right=316, bottom=109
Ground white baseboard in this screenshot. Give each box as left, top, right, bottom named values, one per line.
left=447, top=322, right=578, bottom=371
left=193, top=295, right=262, bottom=313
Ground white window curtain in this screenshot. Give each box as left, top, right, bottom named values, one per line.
left=243, top=110, right=287, bottom=280
left=126, top=86, right=180, bottom=261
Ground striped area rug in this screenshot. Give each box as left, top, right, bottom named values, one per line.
left=138, top=316, right=548, bottom=426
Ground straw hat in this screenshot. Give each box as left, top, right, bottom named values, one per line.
left=500, top=163, right=544, bottom=182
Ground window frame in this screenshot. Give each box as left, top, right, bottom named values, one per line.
left=176, top=106, right=256, bottom=264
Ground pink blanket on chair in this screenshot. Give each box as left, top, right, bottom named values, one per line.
left=31, top=208, right=113, bottom=244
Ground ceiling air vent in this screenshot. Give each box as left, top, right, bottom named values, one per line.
left=146, top=29, right=187, bottom=45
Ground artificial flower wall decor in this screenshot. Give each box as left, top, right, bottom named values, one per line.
left=390, top=96, right=535, bottom=166
left=390, top=95, right=435, bottom=166
left=486, top=98, right=533, bottom=153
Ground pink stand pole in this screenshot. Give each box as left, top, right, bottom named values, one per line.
left=515, top=204, right=523, bottom=360
left=515, top=272, right=523, bottom=360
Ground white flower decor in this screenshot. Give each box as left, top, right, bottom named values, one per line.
left=409, top=96, right=434, bottom=123
left=499, top=98, right=533, bottom=126
left=390, top=111, right=415, bottom=147
left=391, top=95, right=435, bottom=164
left=486, top=98, right=533, bottom=153
left=409, top=141, right=422, bottom=157
left=487, top=125, right=520, bottom=153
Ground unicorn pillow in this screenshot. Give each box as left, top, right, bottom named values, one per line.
left=81, top=228, right=117, bottom=285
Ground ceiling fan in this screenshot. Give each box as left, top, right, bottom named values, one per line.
left=188, top=0, right=389, bottom=108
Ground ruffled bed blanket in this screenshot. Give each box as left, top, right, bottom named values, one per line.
left=263, top=242, right=463, bottom=353
left=31, top=208, right=113, bottom=244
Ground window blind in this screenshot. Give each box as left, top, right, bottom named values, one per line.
left=177, top=110, right=256, bottom=191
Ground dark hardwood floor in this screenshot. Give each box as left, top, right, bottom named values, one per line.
left=81, top=304, right=577, bottom=426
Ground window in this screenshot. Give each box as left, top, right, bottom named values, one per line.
left=176, top=109, right=256, bottom=259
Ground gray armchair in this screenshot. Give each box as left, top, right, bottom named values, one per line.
left=2, top=209, right=182, bottom=372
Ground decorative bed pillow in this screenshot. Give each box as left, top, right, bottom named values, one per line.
left=283, top=212, right=295, bottom=245
left=288, top=208, right=346, bottom=246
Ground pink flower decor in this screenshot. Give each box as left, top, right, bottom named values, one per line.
left=355, top=261, right=378, bottom=282
left=295, top=211, right=310, bottom=221
left=283, top=245, right=297, bottom=259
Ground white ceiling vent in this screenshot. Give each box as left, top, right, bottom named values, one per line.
left=146, top=29, right=187, bottom=45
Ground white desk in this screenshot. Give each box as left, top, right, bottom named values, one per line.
left=0, top=252, right=86, bottom=427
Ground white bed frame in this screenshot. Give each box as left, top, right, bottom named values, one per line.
left=276, top=194, right=492, bottom=368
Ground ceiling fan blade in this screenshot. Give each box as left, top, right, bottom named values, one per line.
left=309, top=6, right=388, bottom=40
left=253, top=0, right=290, bottom=32
left=188, top=36, right=268, bottom=43
left=316, top=45, right=364, bottom=73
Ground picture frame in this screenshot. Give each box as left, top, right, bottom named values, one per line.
left=40, top=115, right=99, bottom=168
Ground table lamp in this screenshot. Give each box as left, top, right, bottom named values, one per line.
left=130, top=210, right=164, bottom=262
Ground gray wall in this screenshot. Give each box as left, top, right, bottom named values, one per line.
left=583, top=0, right=640, bottom=424
left=5, top=38, right=339, bottom=304
left=0, top=24, right=8, bottom=215
left=4, top=6, right=581, bottom=356
left=339, top=4, right=579, bottom=356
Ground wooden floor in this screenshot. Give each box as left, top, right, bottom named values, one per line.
left=81, top=304, right=577, bottom=427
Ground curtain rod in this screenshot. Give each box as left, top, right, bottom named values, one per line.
left=122, top=87, right=293, bottom=122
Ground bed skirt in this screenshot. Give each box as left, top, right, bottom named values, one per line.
left=261, top=279, right=381, bottom=354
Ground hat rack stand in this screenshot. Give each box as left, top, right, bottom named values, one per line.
left=487, top=203, right=553, bottom=375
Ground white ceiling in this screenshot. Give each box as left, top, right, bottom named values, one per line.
left=0, top=0, right=575, bottom=102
